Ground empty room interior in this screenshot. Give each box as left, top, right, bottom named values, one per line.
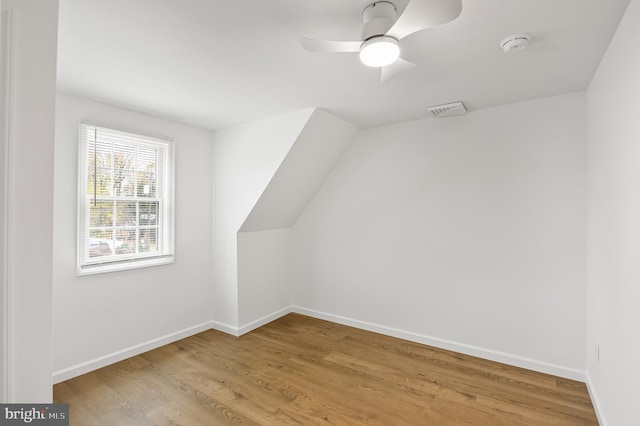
left=2, top=0, right=640, bottom=424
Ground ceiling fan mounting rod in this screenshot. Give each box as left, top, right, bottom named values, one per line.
left=361, top=1, right=397, bottom=40
left=362, top=1, right=397, bottom=15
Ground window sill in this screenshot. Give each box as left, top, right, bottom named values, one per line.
left=77, top=255, right=174, bottom=276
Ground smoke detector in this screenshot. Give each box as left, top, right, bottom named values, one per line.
left=500, top=33, right=530, bottom=53
left=426, top=101, right=467, bottom=118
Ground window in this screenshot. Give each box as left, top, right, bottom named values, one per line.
left=78, top=123, right=174, bottom=275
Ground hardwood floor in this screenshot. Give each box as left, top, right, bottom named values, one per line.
left=53, top=313, right=598, bottom=425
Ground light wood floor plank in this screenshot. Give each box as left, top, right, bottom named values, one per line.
left=54, top=313, right=598, bottom=425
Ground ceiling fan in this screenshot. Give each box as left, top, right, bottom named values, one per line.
left=301, top=0, right=462, bottom=83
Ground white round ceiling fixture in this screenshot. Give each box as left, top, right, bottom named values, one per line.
left=360, top=36, right=400, bottom=67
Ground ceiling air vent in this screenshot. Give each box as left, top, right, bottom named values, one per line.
left=426, top=101, right=467, bottom=118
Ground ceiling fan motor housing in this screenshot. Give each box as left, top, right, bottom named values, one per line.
left=362, top=1, right=397, bottom=40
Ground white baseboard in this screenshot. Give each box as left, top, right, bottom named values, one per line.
left=53, top=307, right=590, bottom=390
left=52, top=308, right=293, bottom=384
left=210, top=307, right=293, bottom=337
left=585, top=372, right=606, bottom=425
left=52, top=321, right=215, bottom=384
left=237, top=306, right=292, bottom=336
left=292, top=306, right=586, bottom=382
left=210, top=320, right=240, bottom=337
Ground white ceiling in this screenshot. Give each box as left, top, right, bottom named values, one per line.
left=57, top=0, right=630, bottom=130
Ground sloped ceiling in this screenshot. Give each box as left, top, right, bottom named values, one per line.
left=240, top=109, right=358, bottom=232
left=57, top=0, right=630, bottom=129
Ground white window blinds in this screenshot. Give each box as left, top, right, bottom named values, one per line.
left=78, top=123, right=174, bottom=274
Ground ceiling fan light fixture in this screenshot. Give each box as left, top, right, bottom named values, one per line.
left=359, top=36, right=399, bottom=67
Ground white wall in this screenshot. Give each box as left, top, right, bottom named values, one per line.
left=292, top=92, right=587, bottom=378
left=586, top=0, right=639, bottom=424
left=52, top=93, right=214, bottom=381
left=4, top=0, right=58, bottom=402
left=0, top=2, right=12, bottom=403
left=236, top=109, right=357, bottom=331
left=237, top=228, right=292, bottom=330
left=212, top=109, right=312, bottom=331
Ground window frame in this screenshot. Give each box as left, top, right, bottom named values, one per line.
left=77, top=122, right=175, bottom=275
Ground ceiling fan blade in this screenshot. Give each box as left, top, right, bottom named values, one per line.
left=381, top=58, right=416, bottom=83
left=386, top=0, right=463, bottom=40
left=300, top=37, right=362, bottom=53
